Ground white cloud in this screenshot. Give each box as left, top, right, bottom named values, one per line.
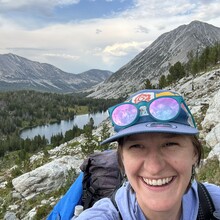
left=103, top=41, right=147, bottom=57
left=136, top=25, right=149, bottom=34
left=96, top=29, right=102, bottom=34
left=100, top=40, right=151, bottom=69
left=194, top=2, right=220, bottom=20
left=44, top=53, right=79, bottom=60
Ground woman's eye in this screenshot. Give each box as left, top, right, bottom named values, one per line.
left=129, top=144, right=143, bottom=149
left=163, top=142, right=177, bottom=147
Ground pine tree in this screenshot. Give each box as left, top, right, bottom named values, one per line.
left=158, top=75, right=167, bottom=89
left=144, top=79, right=153, bottom=89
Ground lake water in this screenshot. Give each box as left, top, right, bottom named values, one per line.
left=20, top=111, right=109, bottom=142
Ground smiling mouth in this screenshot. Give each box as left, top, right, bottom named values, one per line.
left=142, top=177, right=174, bottom=186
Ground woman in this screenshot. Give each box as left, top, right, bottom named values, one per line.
left=77, top=89, right=220, bottom=220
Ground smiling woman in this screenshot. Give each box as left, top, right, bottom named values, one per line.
left=76, top=89, right=220, bottom=220
left=118, top=133, right=198, bottom=219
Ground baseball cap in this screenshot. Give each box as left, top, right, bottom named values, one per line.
left=101, top=89, right=198, bottom=145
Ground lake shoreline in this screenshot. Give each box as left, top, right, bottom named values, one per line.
left=20, top=111, right=108, bottom=143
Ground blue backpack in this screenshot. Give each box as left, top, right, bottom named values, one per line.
left=47, top=150, right=122, bottom=220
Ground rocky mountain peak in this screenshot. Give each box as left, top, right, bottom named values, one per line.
left=0, top=53, right=113, bottom=93
left=89, top=20, right=220, bottom=99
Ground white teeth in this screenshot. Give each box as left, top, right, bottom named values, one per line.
left=143, top=177, right=173, bottom=186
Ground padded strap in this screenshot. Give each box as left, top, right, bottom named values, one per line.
left=81, top=158, right=93, bottom=209
left=197, top=182, right=216, bottom=220
left=110, top=190, right=122, bottom=220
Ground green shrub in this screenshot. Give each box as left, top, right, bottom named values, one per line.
left=197, top=156, right=220, bottom=185
left=34, top=205, right=53, bottom=220
left=11, top=166, right=23, bottom=178
left=202, top=145, right=212, bottom=159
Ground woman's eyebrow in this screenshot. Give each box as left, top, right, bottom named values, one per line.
left=162, top=133, right=180, bottom=138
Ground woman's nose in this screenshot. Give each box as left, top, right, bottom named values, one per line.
left=143, top=149, right=166, bottom=175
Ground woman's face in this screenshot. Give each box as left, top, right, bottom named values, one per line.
left=121, top=133, right=198, bottom=215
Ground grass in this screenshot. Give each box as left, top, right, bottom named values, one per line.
left=72, top=106, right=88, bottom=115
left=197, top=156, right=220, bottom=185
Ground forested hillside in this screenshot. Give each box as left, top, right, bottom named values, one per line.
left=143, top=42, right=220, bottom=89
left=158, top=42, right=220, bottom=88
left=0, top=91, right=121, bottom=157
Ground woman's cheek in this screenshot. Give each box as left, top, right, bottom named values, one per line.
left=123, top=155, right=142, bottom=175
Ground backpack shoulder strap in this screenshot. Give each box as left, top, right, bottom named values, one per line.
left=110, top=190, right=122, bottom=220
left=81, top=158, right=94, bottom=209
left=197, top=181, right=216, bottom=220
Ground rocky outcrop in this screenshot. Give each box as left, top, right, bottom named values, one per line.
left=12, top=156, right=83, bottom=200
left=202, top=88, right=220, bottom=135
left=201, top=89, right=220, bottom=161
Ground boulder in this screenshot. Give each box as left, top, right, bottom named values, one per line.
left=205, top=124, right=220, bottom=148
left=4, top=211, right=19, bottom=220
left=207, top=143, right=220, bottom=161
left=12, top=156, right=83, bottom=200
left=202, top=89, right=220, bottom=133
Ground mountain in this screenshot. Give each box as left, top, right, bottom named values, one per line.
left=89, top=20, right=220, bottom=98
left=0, top=53, right=112, bottom=93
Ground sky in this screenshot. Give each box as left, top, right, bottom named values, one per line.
left=0, top=0, right=220, bottom=74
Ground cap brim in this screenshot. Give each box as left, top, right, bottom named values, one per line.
left=101, top=122, right=199, bottom=145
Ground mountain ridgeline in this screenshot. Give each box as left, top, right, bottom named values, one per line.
left=89, top=20, right=220, bottom=98
left=0, top=20, right=219, bottom=97
left=0, top=54, right=112, bottom=93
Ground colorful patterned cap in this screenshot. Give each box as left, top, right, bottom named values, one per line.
left=101, top=89, right=198, bottom=145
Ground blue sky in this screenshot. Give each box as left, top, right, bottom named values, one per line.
left=0, top=0, right=220, bottom=74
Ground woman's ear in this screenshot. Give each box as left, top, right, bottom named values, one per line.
left=193, top=148, right=199, bottom=165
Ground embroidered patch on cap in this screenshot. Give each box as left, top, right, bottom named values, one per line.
left=156, top=91, right=178, bottom=97
left=132, top=92, right=154, bottom=103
